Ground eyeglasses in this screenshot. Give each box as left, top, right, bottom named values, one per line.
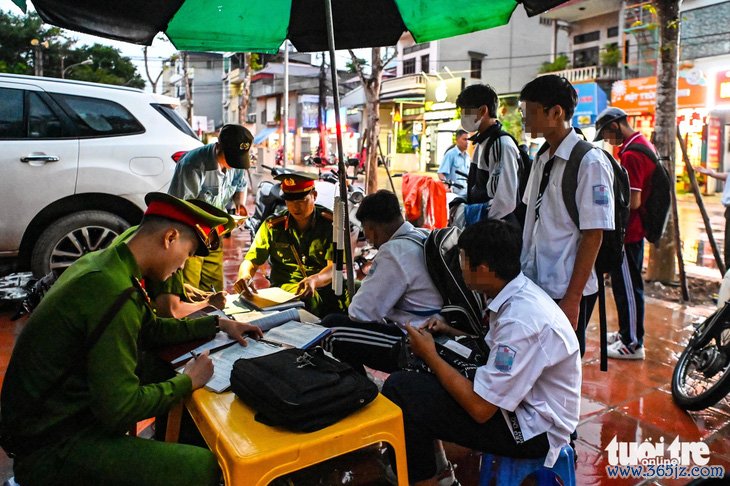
left=195, top=224, right=221, bottom=251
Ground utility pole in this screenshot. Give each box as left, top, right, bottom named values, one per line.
left=182, top=51, right=194, bottom=126
left=318, top=55, right=327, bottom=159
left=31, top=39, right=48, bottom=77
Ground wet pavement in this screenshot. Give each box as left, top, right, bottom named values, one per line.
left=1, top=171, right=729, bottom=484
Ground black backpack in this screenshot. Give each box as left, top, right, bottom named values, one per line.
left=395, top=227, right=488, bottom=354
left=230, top=347, right=378, bottom=432
left=536, top=137, right=631, bottom=275
left=623, top=143, right=671, bottom=245
left=484, top=131, right=533, bottom=204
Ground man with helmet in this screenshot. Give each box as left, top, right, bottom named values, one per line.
left=594, top=107, right=657, bottom=360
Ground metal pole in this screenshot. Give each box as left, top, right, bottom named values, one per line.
left=323, top=0, right=355, bottom=297
left=283, top=40, right=289, bottom=168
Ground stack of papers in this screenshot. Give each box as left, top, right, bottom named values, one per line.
left=240, top=287, right=299, bottom=310
left=175, top=306, right=330, bottom=393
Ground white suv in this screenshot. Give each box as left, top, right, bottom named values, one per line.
left=0, top=74, right=202, bottom=275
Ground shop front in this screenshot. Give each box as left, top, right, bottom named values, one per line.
left=610, top=69, right=709, bottom=192
left=422, top=77, right=465, bottom=172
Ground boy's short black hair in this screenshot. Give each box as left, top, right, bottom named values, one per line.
left=356, top=190, right=403, bottom=225
left=519, top=75, right=578, bottom=121
left=455, top=129, right=468, bottom=138
left=458, top=219, right=522, bottom=281
left=455, top=84, right=499, bottom=119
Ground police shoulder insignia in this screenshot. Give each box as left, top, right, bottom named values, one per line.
left=320, top=209, right=333, bottom=222
left=494, top=344, right=517, bottom=372
left=267, top=215, right=287, bottom=228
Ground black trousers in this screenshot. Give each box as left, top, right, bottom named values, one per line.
left=610, top=241, right=645, bottom=349
left=556, top=292, right=597, bottom=357
left=382, top=371, right=549, bottom=483
left=320, top=313, right=405, bottom=374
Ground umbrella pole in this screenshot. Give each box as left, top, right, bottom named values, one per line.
left=324, top=0, right=355, bottom=297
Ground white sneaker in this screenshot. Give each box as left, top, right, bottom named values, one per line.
left=607, top=331, right=621, bottom=345
left=607, top=340, right=645, bottom=360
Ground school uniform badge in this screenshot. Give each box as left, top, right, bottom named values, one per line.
left=593, top=184, right=609, bottom=206
left=494, top=344, right=517, bottom=372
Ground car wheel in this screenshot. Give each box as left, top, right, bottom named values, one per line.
left=31, top=211, right=130, bottom=276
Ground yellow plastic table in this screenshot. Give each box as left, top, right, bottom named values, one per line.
left=181, top=390, right=409, bottom=485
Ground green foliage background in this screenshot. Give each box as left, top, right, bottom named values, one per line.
left=0, top=10, right=145, bottom=88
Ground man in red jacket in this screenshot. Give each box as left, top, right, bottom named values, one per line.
left=594, top=108, right=656, bottom=360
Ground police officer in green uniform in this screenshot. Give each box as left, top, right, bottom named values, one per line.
left=147, top=199, right=240, bottom=317
left=0, top=193, right=263, bottom=486
left=111, top=199, right=239, bottom=318
left=234, top=172, right=347, bottom=317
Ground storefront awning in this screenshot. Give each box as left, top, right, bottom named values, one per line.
left=253, top=127, right=277, bottom=145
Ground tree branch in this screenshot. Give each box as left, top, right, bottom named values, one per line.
left=382, top=46, right=398, bottom=70
left=348, top=48, right=368, bottom=86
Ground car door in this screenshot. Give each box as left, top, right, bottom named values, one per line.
left=0, top=81, right=79, bottom=255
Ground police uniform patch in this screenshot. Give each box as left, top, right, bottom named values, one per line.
left=494, top=344, right=517, bottom=372
left=592, top=184, right=609, bottom=206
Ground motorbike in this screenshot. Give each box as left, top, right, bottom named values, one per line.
left=244, top=164, right=364, bottom=241
left=671, top=302, right=730, bottom=410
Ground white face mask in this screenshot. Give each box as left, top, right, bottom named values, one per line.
left=460, top=109, right=482, bottom=132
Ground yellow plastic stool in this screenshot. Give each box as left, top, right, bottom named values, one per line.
left=175, top=390, right=409, bottom=485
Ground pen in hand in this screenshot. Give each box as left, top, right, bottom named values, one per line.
left=190, top=350, right=200, bottom=361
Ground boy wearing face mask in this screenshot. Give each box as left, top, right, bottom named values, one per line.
left=455, top=84, right=521, bottom=222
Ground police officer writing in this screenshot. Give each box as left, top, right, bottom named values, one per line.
left=234, top=172, right=347, bottom=316
left=0, top=193, right=263, bottom=486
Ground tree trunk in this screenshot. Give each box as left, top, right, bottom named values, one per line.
left=239, top=53, right=252, bottom=125
left=646, top=0, right=681, bottom=283
left=349, top=47, right=393, bottom=194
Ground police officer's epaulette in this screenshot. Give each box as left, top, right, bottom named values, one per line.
left=266, top=215, right=288, bottom=228
left=319, top=208, right=334, bottom=222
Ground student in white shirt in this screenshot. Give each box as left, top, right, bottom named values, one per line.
left=519, top=75, right=615, bottom=355
left=456, top=83, right=521, bottom=221
left=321, top=190, right=443, bottom=373
left=382, top=220, right=581, bottom=485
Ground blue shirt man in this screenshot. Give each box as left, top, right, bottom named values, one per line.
left=437, top=129, right=470, bottom=197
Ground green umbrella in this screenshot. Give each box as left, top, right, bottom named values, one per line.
left=14, top=0, right=570, bottom=294
left=13, top=0, right=569, bottom=53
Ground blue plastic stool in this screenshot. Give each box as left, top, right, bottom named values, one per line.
left=478, top=445, right=575, bottom=486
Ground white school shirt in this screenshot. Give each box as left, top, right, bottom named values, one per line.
left=473, top=132, right=521, bottom=220
left=348, top=222, right=443, bottom=326
left=473, top=273, right=581, bottom=468
left=520, top=129, right=614, bottom=299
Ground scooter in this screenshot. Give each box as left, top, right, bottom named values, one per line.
left=671, top=302, right=730, bottom=410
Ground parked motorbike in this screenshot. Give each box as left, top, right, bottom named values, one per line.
left=671, top=302, right=730, bottom=410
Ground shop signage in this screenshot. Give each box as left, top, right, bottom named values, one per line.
left=715, top=70, right=730, bottom=105
left=572, top=82, right=607, bottom=127
left=707, top=117, right=722, bottom=169
left=611, top=70, right=707, bottom=114
left=425, top=77, right=464, bottom=112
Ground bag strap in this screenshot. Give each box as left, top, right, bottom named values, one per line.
left=561, top=140, right=594, bottom=229
left=624, top=143, right=659, bottom=165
